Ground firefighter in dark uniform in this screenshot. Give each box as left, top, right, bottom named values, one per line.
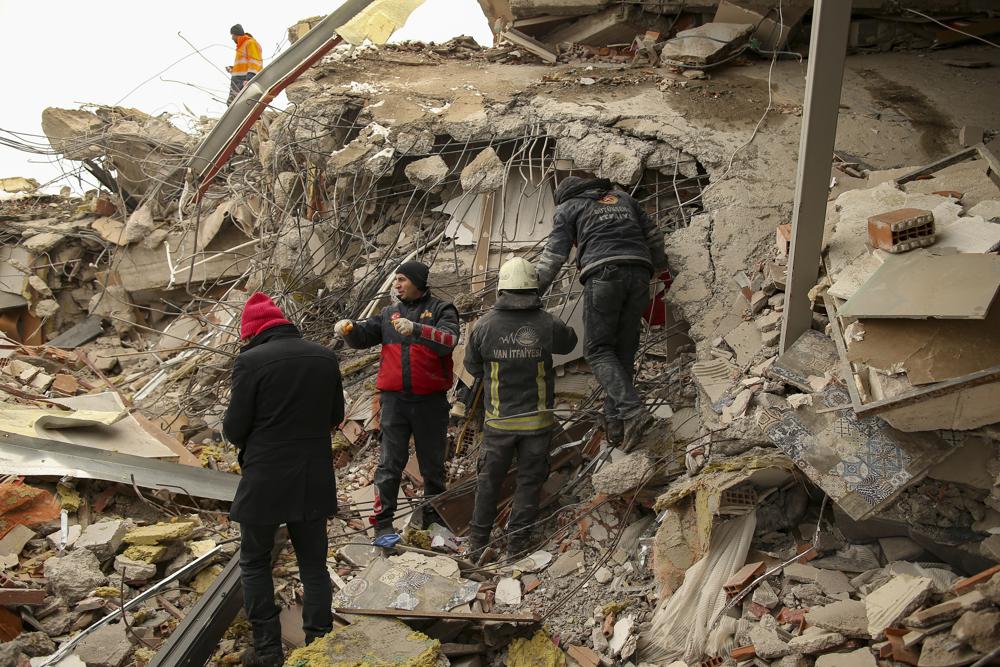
left=465, top=258, right=577, bottom=560
left=536, top=176, right=667, bottom=452
left=335, top=261, right=459, bottom=537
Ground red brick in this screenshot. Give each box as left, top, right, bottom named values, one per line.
left=730, top=645, right=756, bottom=661
left=867, top=208, right=935, bottom=253
left=724, top=561, right=766, bottom=596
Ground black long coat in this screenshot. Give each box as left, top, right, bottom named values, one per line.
left=223, top=325, right=343, bottom=524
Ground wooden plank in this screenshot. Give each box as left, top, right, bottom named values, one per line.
left=893, top=146, right=977, bottom=185
left=333, top=607, right=539, bottom=623
left=470, top=192, right=496, bottom=294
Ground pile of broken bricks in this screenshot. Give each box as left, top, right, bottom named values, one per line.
left=0, top=482, right=244, bottom=667
left=731, top=562, right=1000, bottom=666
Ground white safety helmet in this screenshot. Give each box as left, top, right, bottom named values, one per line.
left=497, top=257, right=538, bottom=292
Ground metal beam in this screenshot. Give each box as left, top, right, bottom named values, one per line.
left=150, top=534, right=288, bottom=667
left=187, top=0, right=376, bottom=201
left=0, top=431, right=239, bottom=502
left=779, top=0, right=852, bottom=353
left=147, top=550, right=244, bottom=667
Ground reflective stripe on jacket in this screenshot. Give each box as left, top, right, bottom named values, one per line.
left=464, top=292, right=578, bottom=433
left=344, top=290, right=460, bottom=395
left=232, top=34, right=263, bottom=75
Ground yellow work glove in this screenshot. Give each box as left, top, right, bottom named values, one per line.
left=392, top=317, right=414, bottom=336
left=334, top=320, right=353, bottom=337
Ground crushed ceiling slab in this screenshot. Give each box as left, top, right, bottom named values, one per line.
left=659, top=22, right=753, bottom=65
left=839, top=250, right=1000, bottom=320
left=847, top=305, right=1000, bottom=386
left=755, top=385, right=958, bottom=521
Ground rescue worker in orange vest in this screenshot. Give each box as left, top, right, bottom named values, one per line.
left=227, top=24, right=263, bottom=104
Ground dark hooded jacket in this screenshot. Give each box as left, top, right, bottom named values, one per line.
left=536, top=177, right=667, bottom=294
left=343, top=289, right=459, bottom=396
left=464, top=291, right=577, bottom=434
left=224, top=324, right=343, bottom=524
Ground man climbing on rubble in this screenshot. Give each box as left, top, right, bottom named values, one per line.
left=227, top=24, right=263, bottom=105
left=224, top=293, right=344, bottom=666
left=335, top=260, right=459, bottom=541
left=465, top=258, right=577, bottom=562
left=536, top=176, right=667, bottom=452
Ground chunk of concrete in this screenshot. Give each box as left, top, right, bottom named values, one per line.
left=113, top=555, right=157, bottom=584
left=74, top=622, right=138, bottom=667
left=549, top=549, right=584, bottom=578
left=123, top=521, right=195, bottom=545
left=43, top=549, right=107, bottom=603
left=905, top=590, right=989, bottom=628
left=951, top=609, right=1000, bottom=653
left=879, top=536, right=926, bottom=562
left=749, top=615, right=792, bottom=659
left=75, top=519, right=128, bottom=561
left=783, top=562, right=853, bottom=596
left=595, top=566, right=613, bottom=585
left=660, top=22, right=754, bottom=65
left=286, top=617, right=442, bottom=665
left=404, top=155, right=448, bottom=191
left=865, top=574, right=933, bottom=637
left=806, top=599, right=869, bottom=638
left=593, top=451, right=660, bottom=496
left=752, top=580, right=780, bottom=609
left=787, top=627, right=846, bottom=654
left=815, top=647, right=876, bottom=667
left=608, top=615, right=634, bottom=656
left=45, top=524, right=81, bottom=550
left=600, top=143, right=644, bottom=185
left=40, top=108, right=105, bottom=160
left=460, top=147, right=505, bottom=194
left=918, top=630, right=981, bottom=667
left=495, top=577, right=522, bottom=606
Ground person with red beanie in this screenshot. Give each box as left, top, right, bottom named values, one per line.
left=224, top=292, right=344, bottom=667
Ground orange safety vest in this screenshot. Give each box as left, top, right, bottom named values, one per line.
left=232, top=34, right=263, bottom=76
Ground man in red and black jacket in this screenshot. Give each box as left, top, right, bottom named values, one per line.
left=335, top=261, right=459, bottom=537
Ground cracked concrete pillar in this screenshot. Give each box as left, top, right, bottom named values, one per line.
left=780, top=0, right=852, bottom=353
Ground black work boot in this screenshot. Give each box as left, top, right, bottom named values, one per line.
left=506, top=535, right=532, bottom=562
left=242, top=648, right=283, bottom=667
left=605, top=418, right=624, bottom=447
left=422, top=507, right=444, bottom=530
left=244, top=617, right=283, bottom=666
left=622, top=410, right=653, bottom=453
left=466, top=534, right=489, bottom=563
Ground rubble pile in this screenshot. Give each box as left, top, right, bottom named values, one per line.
left=1, top=0, right=999, bottom=665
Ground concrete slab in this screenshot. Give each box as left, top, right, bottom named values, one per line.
left=865, top=574, right=933, bottom=637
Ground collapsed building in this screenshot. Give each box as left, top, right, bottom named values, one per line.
left=1, top=0, right=1000, bottom=665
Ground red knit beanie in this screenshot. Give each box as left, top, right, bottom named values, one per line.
left=240, top=292, right=291, bottom=340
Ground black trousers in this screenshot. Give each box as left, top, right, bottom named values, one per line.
left=583, top=264, right=651, bottom=422
left=469, top=430, right=551, bottom=547
left=228, top=72, right=255, bottom=104
left=373, top=392, right=448, bottom=529
left=239, top=519, right=332, bottom=652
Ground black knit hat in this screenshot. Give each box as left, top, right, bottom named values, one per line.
left=396, top=260, right=429, bottom=291
left=230, top=24, right=245, bottom=36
